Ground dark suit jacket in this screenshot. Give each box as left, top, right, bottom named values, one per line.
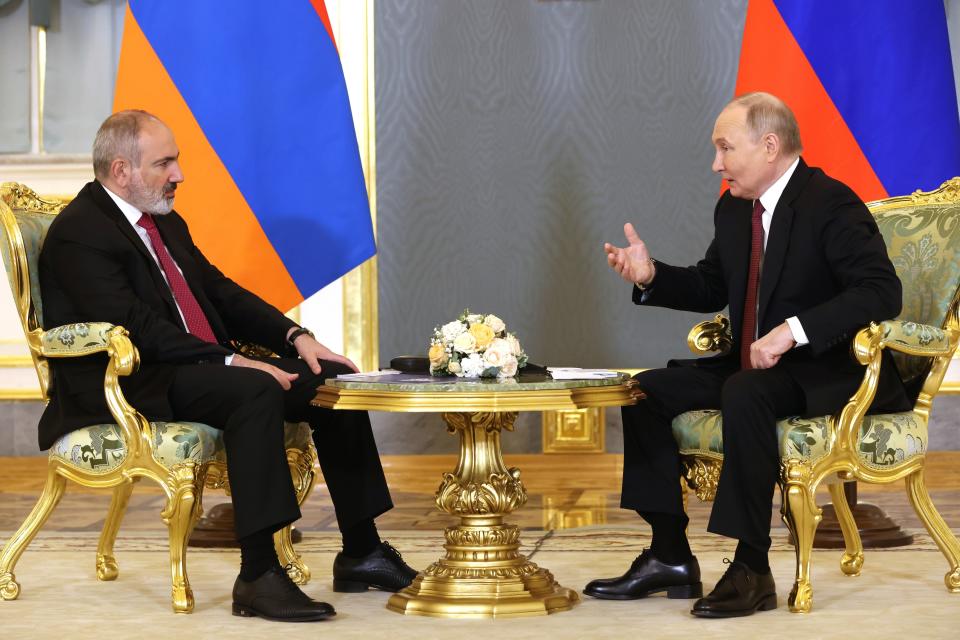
left=37, top=181, right=299, bottom=449
left=638, top=158, right=910, bottom=417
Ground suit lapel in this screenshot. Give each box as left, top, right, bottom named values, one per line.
left=89, top=183, right=182, bottom=322
left=757, top=158, right=812, bottom=326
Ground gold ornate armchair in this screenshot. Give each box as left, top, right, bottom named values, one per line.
left=673, top=177, right=960, bottom=613
left=0, top=183, right=319, bottom=613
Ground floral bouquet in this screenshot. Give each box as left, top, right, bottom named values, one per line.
left=428, top=310, right=528, bottom=378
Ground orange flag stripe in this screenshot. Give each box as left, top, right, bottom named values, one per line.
left=113, top=8, right=303, bottom=311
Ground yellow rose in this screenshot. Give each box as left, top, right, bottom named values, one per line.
left=428, top=343, right=448, bottom=366
left=469, top=323, right=495, bottom=350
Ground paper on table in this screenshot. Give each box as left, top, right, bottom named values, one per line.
left=547, top=367, right=621, bottom=380
left=336, top=369, right=401, bottom=380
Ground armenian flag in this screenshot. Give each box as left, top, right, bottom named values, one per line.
left=114, top=1, right=375, bottom=311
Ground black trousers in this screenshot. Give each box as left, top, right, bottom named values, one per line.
left=621, top=363, right=805, bottom=551
left=168, top=357, right=393, bottom=540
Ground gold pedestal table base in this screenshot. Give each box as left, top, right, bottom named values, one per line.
left=388, top=411, right=578, bottom=618
left=312, top=372, right=638, bottom=619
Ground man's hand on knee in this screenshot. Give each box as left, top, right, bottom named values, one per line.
left=230, top=354, right=300, bottom=390
left=287, top=330, right=360, bottom=375
left=750, top=323, right=796, bottom=369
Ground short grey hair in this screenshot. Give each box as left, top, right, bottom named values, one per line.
left=92, top=110, right=160, bottom=180
left=728, top=92, right=803, bottom=155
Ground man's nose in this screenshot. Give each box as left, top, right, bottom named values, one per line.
left=711, top=152, right=723, bottom=173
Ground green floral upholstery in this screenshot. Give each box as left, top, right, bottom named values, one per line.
left=51, top=421, right=313, bottom=474
left=875, top=203, right=960, bottom=381
left=41, top=322, right=115, bottom=356
left=0, top=210, right=56, bottom=325
left=880, top=320, right=951, bottom=353
left=673, top=409, right=926, bottom=469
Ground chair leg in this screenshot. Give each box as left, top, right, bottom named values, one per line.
left=905, top=468, right=960, bottom=592
left=96, top=479, right=137, bottom=581
left=162, top=464, right=205, bottom=613
left=276, top=446, right=316, bottom=585
left=0, top=471, right=67, bottom=601
left=827, top=482, right=863, bottom=576
left=780, top=461, right=822, bottom=613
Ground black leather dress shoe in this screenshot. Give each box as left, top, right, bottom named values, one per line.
left=332, top=541, right=418, bottom=592
left=691, top=559, right=777, bottom=618
left=232, top=565, right=336, bottom=622
left=583, top=549, right=703, bottom=600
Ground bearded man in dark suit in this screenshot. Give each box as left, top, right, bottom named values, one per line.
left=585, top=92, right=910, bottom=618
left=39, top=110, right=416, bottom=622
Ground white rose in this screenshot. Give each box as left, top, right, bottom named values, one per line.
left=448, top=360, right=462, bottom=374
left=498, top=353, right=519, bottom=377
left=483, top=314, right=506, bottom=334
left=483, top=338, right=513, bottom=368
left=465, top=313, right=483, bottom=325
left=453, top=331, right=477, bottom=354
left=460, top=353, right=485, bottom=377
left=441, top=320, right=467, bottom=343
left=506, top=333, right=523, bottom=356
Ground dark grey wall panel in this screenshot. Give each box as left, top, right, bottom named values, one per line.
left=377, top=0, right=747, bottom=369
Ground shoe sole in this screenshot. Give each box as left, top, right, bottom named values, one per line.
left=583, top=582, right=703, bottom=600
left=333, top=578, right=411, bottom=593
left=232, top=603, right=336, bottom=622
left=690, top=593, right=778, bottom=618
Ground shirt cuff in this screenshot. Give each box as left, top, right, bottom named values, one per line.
left=224, top=353, right=235, bottom=366
left=785, top=316, right=809, bottom=346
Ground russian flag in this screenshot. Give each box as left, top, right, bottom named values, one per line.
left=735, top=0, right=960, bottom=201
left=113, top=1, right=375, bottom=311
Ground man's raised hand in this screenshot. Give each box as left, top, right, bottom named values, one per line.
left=604, top=223, right=655, bottom=285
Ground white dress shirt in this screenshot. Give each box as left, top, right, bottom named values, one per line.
left=755, top=157, right=809, bottom=346
left=102, top=186, right=234, bottom=364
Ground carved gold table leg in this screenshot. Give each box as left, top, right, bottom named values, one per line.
left=387, top=411, right=580, bottom=618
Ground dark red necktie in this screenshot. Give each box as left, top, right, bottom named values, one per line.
left=137, top=213, right=218, bottom=343
left=740, top=200, right=764, bottom=369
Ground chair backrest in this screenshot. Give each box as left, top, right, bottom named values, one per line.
left=869, top=178, right=960, bottom=386
left=0, top=183, right=68, bottom=400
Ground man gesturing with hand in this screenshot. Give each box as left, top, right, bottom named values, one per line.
left=586, top=93, right=909, bottom=618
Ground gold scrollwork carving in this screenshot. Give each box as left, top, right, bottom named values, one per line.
left=0, top=182, right=65, bottom=213
left=680, top=456, right=722, bottom=502
left=421, top=562, right=541, bottom=580
left=0, top=571, right=19, bottom=600
left=286, top=447, right=316, bottom=497
left=441, top=411, right=518, bottom=434
left=444, top=525, right=521, bottom=548
left=909, top=177, right=960, bottom=205
left=687, top=314, right=733, bottom=355
left=204, top=462, right=229, bottom=492
left=436, top=469, right=527, bottom=515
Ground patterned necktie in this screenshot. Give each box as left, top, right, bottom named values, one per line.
left=740, top=199, right=765, bottom=369
left=137, top=213, right=218, bottom=343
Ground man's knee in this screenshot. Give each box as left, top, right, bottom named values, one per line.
left=320, top=360, right=353, bottom=379
left=233, top=368, right=285, bottom=407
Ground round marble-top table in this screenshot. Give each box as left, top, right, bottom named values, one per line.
left=312, top=372, right=640, bottom=618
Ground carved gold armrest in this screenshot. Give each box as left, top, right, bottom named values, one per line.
left=39, top=323, right=149, bottom=459
left=687, top=314, right=732, bottom=355
left=877, top=320, right=956, bottom=357
left=39, top=322, right=118, bottom=357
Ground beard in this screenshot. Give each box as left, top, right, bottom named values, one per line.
left=128, top=173, right=176, bottom=215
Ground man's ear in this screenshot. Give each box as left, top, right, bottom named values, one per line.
left=110, top=158, right=130, bottom=186
left=763, top=132, right=781, bottom=160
